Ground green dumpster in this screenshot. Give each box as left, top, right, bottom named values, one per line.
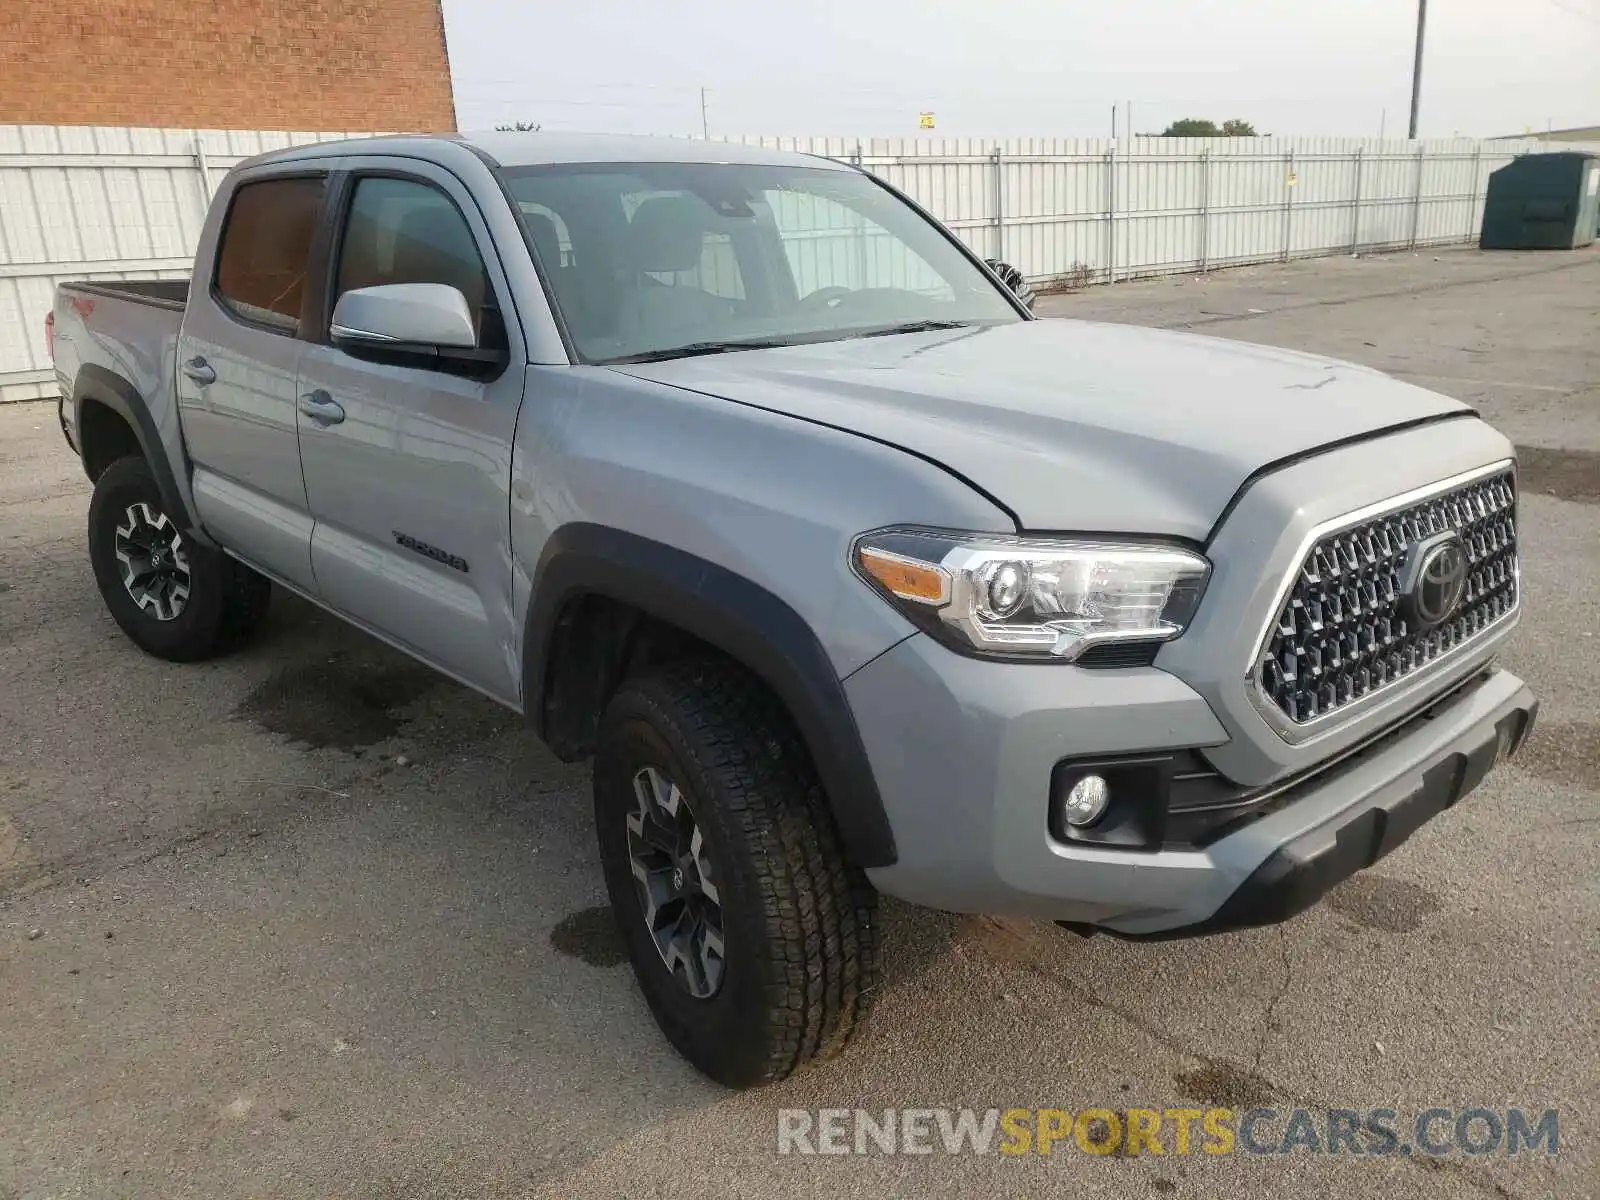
left=1479, top=152, right=1599, bottom=250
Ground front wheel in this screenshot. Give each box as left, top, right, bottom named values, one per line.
left=87, top=456, right=271, bottom=661
left=594, top=661, right=880, bottom=1088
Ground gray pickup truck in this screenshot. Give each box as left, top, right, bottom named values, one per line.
left=50, top=132, right=1535, bottom=1088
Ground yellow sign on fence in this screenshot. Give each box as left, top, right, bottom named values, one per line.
left=918, top=112, right=935, bottom=130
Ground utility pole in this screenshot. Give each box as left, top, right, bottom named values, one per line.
left=700, top=88, right=710, bottom=139
left=1407, top=0, right=1427, bottom=139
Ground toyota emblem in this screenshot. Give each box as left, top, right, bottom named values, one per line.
left=1401, top=533, right=1470, bottom=630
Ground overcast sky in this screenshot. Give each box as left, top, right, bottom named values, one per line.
left=442, top=0, right=1599, bottom=140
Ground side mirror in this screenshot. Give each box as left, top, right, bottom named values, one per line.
left=984, top=259, right=1036, bottom=311
left=331, top=283, right=477, bottom=351
left=330, top=283, right=506, bottom=377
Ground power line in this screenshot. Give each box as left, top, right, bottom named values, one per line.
left=455, top=78, right=1084, bottom=105
left=449, top=95, right=698, bottom=109
left=1538, top=0, right=1600, bottom=24
left=453, top=79, right=703, bottom=94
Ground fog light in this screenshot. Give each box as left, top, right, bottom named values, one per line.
left=1061, top=774, right=1110, bottom=827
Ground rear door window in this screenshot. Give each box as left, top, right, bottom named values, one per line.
left=213, top=176, right=325, bottom=333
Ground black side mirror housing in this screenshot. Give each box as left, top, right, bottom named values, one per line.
left=984, top=259, right=1036, bottom=311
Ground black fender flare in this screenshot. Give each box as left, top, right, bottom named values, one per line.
left=72, top=364, right=195, bottom=530
left=524, top=523, right=898, bottom=868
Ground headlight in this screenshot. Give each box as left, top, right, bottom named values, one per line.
left=853, top=527, right=1210, bottom=661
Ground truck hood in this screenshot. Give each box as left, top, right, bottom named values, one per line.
left=610, top=319, right=1469, bottom=542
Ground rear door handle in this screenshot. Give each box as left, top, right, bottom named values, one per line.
left=182, top=356, right=216, bottom=386
left=298, top=390, right=345, bottom=426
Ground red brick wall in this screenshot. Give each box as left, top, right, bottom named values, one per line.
left=0, top=0, right=455, bottom=131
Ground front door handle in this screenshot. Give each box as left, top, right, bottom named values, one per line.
left=298, top=389, right=345, bottom=426
left=182, top=356, right=216, bottom=386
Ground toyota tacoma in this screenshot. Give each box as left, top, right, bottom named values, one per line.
left=49, top=132, right=1536, bottom=1088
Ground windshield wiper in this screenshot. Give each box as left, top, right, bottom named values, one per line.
left=856, top=319, right=974, bottom=338
left=608, top=322, right=977, bottom=364
left=608, top=338, right=799, bottom=364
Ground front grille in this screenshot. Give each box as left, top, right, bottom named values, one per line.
left=1256, top=469, right=1518, bottom=726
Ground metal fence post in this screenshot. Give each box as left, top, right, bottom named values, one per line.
left=1198, top=147, right=1211, bottom=273
left=1105, top=143, right=1117, bottom=283
left=1282, top=148, right=1295, bottom=262
left=853, top=139, right=868, bottom=285
left=1350, top=146, right=1364, bottom=255
left=1468, top=143, right=1483, bottom=242
left=1408, top=142, right=1426, bottom=249
left=992, top=144, right=1005, bottom=262
left=192, top=136, right=213, bottom=201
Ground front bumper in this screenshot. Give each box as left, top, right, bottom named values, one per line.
left=846, top=634, right=1536, bottom=936
left=1103, top=676, right=1536, bottom=939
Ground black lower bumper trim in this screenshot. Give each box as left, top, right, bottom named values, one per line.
left=1093, top=696, right=1538, bottom=941
left=58, top=394, right=76, bottom=456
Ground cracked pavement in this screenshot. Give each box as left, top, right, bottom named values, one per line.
left=1, top=246, right=1597, bottom=1198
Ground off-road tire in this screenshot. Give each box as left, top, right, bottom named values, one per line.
left=594, top=659, right=880, bottom=1088
left=88, top=455, right=271, bottom=661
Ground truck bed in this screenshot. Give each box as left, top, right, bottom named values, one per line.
left=53, top=277, right=190, bottom=490
left=59, top=278, right=190, bottom=312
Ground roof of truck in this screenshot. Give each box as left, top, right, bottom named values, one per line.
left=468, top=131, right=852, bottom=170
left=245, top=131, right=852, bottom=172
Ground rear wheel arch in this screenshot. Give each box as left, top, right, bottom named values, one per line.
left=77, top=396, right=142, bottom=481
left=71, top=365, right=193, bottom=530
left=523, top=524, right=898, bottom=869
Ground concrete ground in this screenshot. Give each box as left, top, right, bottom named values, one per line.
left=2, top=245, right=1597, bottom=1200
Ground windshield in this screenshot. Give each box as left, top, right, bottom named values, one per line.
left=498, top=161, right=1023, bottom=363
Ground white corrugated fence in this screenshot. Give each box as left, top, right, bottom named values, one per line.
left=0, top=125, right=396, bottom=402
left=723, top=134, right=1599, bottom=284
left=3, top=124, right=1596, bottom=401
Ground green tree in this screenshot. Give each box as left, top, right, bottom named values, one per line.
left=1160, top=118, right=1221, bottom=137
left=1159, top=118, right=1261, bottom=137
left=495, top=121, right=542, bottom=132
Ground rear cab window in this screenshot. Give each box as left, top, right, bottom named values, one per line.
left=619, top=187, right=747, bottom=301
left=212, top=176, right=326, bottom=334
left=517, top=199, right=573, bottom=269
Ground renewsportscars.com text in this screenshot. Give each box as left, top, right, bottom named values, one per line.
left=776, top=1106, right=1559, bottom=1157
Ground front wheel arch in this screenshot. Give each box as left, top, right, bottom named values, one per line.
left=523, top=524, right=898, bottom=869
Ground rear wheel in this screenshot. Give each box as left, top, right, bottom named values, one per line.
left=594, top=660, right=880, bottom=1088
left=88, top=456, right=271, bottom=661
